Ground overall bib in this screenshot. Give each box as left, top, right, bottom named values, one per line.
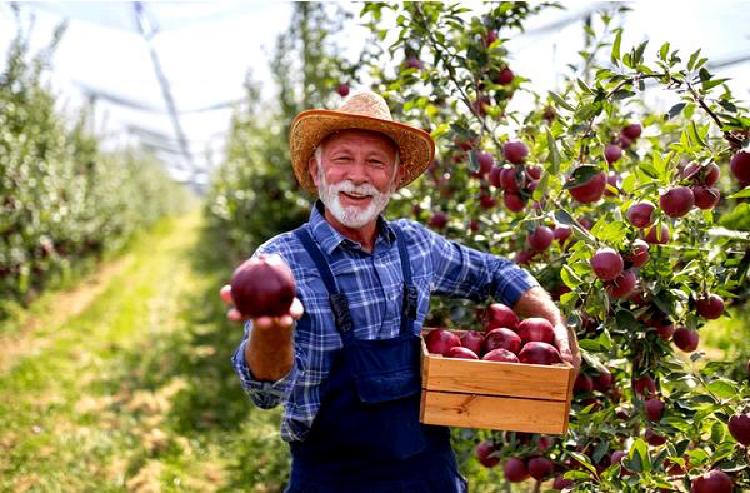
left=284, top=225, right=467, bottom=493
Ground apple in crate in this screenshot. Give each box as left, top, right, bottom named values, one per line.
left=485, top=302, right=519, bottom=330
left=484, top=328, right=521, bottom=355
left=519, top=342, right=562, bottom=365
left=516, top=318, right=555, bottom=345
left=446, top=347, right=479, bottom=359
left=425, top=329, right=461, bottom=356
left=460, top=330, right=485, bottom=355
left=483, top=348, right=519, bottom=363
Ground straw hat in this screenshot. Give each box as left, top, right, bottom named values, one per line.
left=289, top=92, right=435, bottom=195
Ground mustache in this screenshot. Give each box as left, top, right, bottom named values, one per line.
left=328, top=180, right=381, bottom=197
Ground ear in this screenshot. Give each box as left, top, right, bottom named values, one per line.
left=309, top=157, right=320, bottom=188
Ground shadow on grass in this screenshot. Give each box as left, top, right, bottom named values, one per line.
left=94, top=217, right=292, bottom=492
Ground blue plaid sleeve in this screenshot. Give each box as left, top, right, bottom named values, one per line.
left=231, top=319, right=298, bottom=409
left=419, top=224, right=539, bottom=307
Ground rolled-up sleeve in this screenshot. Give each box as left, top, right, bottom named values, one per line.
left=231, top=319, right=298, bottom=409
left=422, top=226, right=539, bottom=307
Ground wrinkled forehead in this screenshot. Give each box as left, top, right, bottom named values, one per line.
left=319, top=129, right=399, bottom=156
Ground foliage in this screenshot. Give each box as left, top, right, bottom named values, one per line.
left=359, top=1, right=750, bottom=491
left=0, top=25, right=190, bottom=318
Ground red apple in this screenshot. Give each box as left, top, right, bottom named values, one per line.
left=489, top=166, right=503, bottom=188
left=454, top=136, right=477, bottom=151
left=644, top=428, right=666, bottom=446
left=553, top=475, right=574, bottom=490
left=699, top=162, right=721, bottom=186
left=728, top=412, right=750, bottom=445
left=460, top=330, right=485, bottom=355
left=569, top=171, right=606, bottom=203
left=673, top=327, right=699, bottom=352
left=692, top=186, right=720, bottom=209
left=484, top=328, right=522, bottom=354
left=485, top=303, right=520, bottom=330
left=579, top=217, right=593, bottom=230
left=591, top=248, right=624, bottom=281
left=528, top=457, right=554, bottom=480
left=634, top=375, right=657, bottom=397
left=483, top=348, right=520, bottom=363
left=730, top=151, right=750, bottom=183
left=618, top=132, right=633, bottom=149
left=475, top=440, right=500, bottom=468
left=554, top=225, right=572, bottom=243
left=605, top=144, right=622, bottom=164
left=477, top=152, right=494, bottom=176
left=574, top=373, right=594, bottom=393
left=425, top=328, right=461, bottom=355
left=526, top=165, right=542, bottom=180
left=230, top=254, right=296, bottom=318
left=627, top=202, right=655, bottom=229
left=403, top=57, right=424, bottom=70
left=606, top=270, right=637, bottom=298
left=626, top=240, right=650, bottom=268
left=622, top=123, right=642, bottom=140
left=691, top=469, right=733, bottom=493
left=429, top=212, right=448, bottom=229
left=499, top=166, right=520, bottom=192
left=504, top=141, right=529, bottom=165
left=479, top=193, right=496, bottom=209
left=468, top=219, right=480, bottom=232
left=519, top=342, right=562, bottom=365
left=645, top=224, right=670, bottom=245
left=446, top=346, right=479, bottom=359
left=528, top=226, right=554, bottom=251
left=645, top=397, right=665, bottom=421
left=647, top=317, right=675, bottom=341
left=504, top=457, right=530, bottom=482
left=504, top=192, right=526, bottom=212
left=496, top=67, right=514, bottom=85
left=336, top=83, right=350, bottom=97
left=484, top=29, right=498, bottom=47
left=592, top=370, right=613, bottom=392
left=516, top=318, right=555, bottom=345
left=695, top=293, right=724, bottom=319
left=660, top=186, right=695, bottom=218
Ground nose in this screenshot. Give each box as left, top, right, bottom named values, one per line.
left=346, top=158, right=370, bottom=185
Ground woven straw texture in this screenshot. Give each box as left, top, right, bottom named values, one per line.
left=289, top=92, right=435, bottom=195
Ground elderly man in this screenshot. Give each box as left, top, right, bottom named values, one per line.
left=222, top=92, right=580, bottom=493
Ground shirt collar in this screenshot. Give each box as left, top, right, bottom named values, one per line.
left=308, top=200, right=396, bottom=254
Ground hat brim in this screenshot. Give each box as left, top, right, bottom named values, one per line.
left=289, top=109, right=435, bottom=195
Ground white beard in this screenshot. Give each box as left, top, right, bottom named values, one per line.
left=317, top=168, right=394, bottom=228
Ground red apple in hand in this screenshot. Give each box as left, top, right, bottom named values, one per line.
left=516, top=318, right=555, bottom=345
left=425, top=329, right=461, bottom=355
left=230, top=254, right=296, bottom=318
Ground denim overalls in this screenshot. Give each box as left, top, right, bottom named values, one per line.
left=284, top=224, right=468, bottom=493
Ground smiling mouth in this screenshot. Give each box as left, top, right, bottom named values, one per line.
left=340, top=191, right=372, bottom=202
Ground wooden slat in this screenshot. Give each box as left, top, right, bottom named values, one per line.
left=420, top=390, right=569, bottom=434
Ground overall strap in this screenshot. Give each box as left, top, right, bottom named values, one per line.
left=293, top=225, right=353, bottom=334
left=392, top=224, right=418, bottom=335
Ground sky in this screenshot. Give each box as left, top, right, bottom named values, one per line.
left=1, top=1, right=748, bottom=188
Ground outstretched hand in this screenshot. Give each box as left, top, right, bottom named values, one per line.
left=554, top=324, right=581, bottom=371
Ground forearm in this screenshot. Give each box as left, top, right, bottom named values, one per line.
left=246, top=323, right=295, bottom=381
left=512, top=287, right=565, bottom=326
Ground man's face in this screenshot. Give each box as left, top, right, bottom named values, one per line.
left=310, top=129, right=400, bottom=228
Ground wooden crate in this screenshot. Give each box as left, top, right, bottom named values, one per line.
left=419, top=329, right=576, bottom=434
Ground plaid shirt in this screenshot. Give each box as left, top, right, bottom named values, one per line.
left=231, top=201, right=539, bottom=443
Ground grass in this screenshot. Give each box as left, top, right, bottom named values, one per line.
left=0, top=209, right=290, bottom=492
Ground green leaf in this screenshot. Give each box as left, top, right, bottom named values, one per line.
left=659, top=42, right=670, bottom=61
left=702, top=78, right=729, bottom=91
left=549, top=91, right=574, bottom=111
left=569, top=452, right=597, bottom=475
left=728, top=187, right=750, bottom=199
left=707, top=378, right=737, bottom=399
left=546, top=128, right=561, bottom=175
left=690, top=121, right=707, bottom=148
left=711, top=421, right=726, bottom=444
left=629, top=438, right=651, bottom=474
left=666, top=103, right=686, bottom=120
left=687, top=49, right=702, bottom=71
left=610, top=28, right=622, bottom=65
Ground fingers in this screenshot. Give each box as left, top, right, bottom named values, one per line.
left=290, top=298, right=304, bottom=320
left=220, top=285, right=233, bottom=305
left=227, top=308, right=242, bottom=322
